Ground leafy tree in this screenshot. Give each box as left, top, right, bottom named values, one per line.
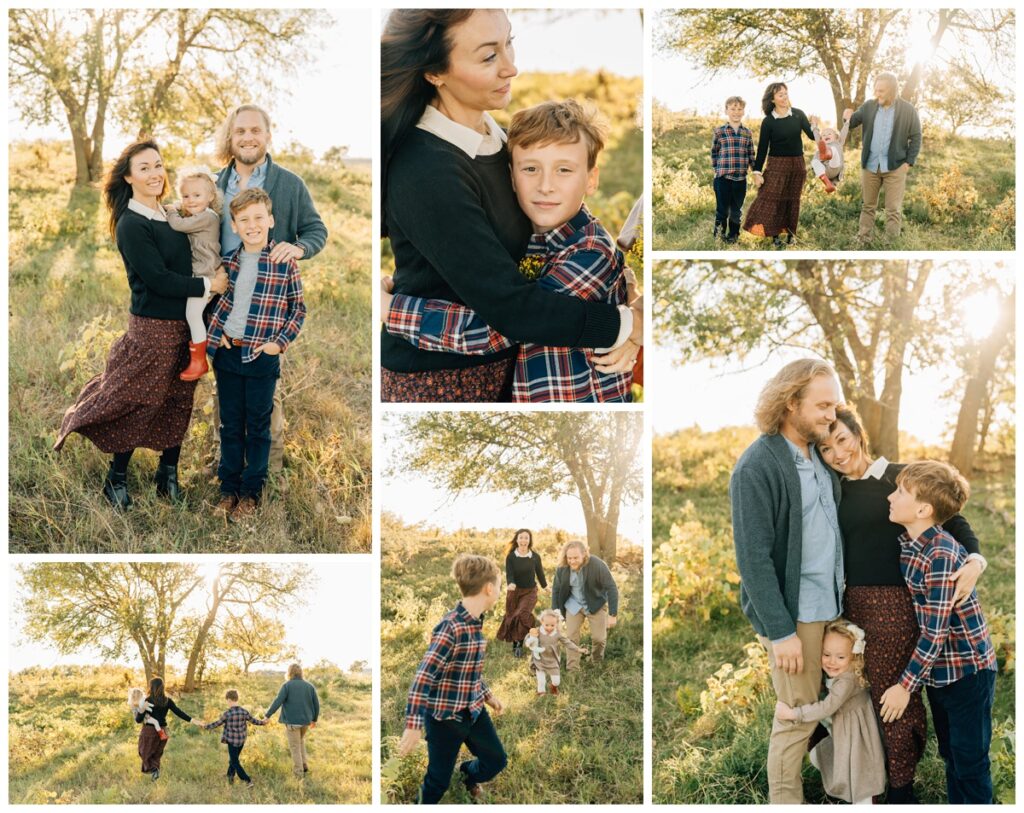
left=393, top=412, right=642, bottom=562
left=349, top=659, right=369, bottom=674
left=922, top=57, right=1011, bottom=136
left=219, top=610, right=296, bottom=674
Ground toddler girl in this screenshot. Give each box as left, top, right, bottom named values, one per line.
left=810, top=115, right=851, bottom=193
left=775, top=619, right=886, bottom=803
left=128, top=687, right=167, bottom=741
left=524, top=609, right=588, bottom=696
left=164, top=167, right=223, bottom=381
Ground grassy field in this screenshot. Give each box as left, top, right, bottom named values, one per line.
left=652, top=427, right=1016, bottom=804
left=9, top=140, right=371, bottom=552
left=9, top=666, right=372, bottom=804
left=652, top=113, right=1016, bottom=251
left=380, top=520, right=643, bottom=804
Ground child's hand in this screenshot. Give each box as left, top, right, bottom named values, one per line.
left=220, top=335, right=233, bottom=349
left=486, top=696, right=505, bottom=716
left=753, top=173, right=765, bottom=189
left=397, top=727, right=422, bottom=757
left=774, top=701, right=797, bottom=721
left=843, top=108, right=853, bottom=121
left=580, top=648, right=590, bottom=655
left=879, top=684, right=911, bottom=723
left=254, top=342, right=281, bottom=357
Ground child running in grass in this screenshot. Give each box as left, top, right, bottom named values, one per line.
left=128, top=687, right=166, bottom=740
left=775, top=619, right=886, bottom=803
left=164, top=167, right=223, bottom=381
left=397, top=554, right=508, bottom=803
left=524, top=609, right=588, bottom=696
left=204, top=688, right=268, bottom=788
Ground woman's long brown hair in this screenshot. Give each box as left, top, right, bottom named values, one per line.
left=103, top=139, right=167, bottom=242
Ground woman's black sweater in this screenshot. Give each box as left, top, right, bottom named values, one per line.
left=116, top=209, right=205, bottom=320
left=505, top=550, right=547, bottom=589
left=753, top=108, right=815, bottom=172
left=382, top=127, right=622, bottom=372
left=840, top=462, right=981, bottom=587
left=136, top=696, right=192, bottom=727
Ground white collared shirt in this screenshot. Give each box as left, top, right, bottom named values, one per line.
left=513, top=548, right=533, bottom=559
left=127, top=198, right=167, bottom=221
left=771, top=107, right=794, bottom=119
left=416, top=104, right=506, bottom=158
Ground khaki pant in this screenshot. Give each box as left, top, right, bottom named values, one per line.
left=212, top=373, right=285, bottom=472
left=758, top=621, right=826, bottom=804
left=859, top=164, right=910, bottom=240
left=564, top=606, right=608, bottom=671
left=285, top=724, right=309, bottom=777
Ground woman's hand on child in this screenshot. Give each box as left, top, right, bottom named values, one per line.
left=774, top=701, right=797, bottom=721
left=950, top=558, right=984, bottom=605
left=380, top=276, right=395, bottom=319
left=593, top=338, right=641, bottom=374
left=397, top=728, right=423, bottom=757
left=210, top=268, right=229, bottom=295
left=879, top=684, right=911, bottom=723
left=269, top=242, right=305, bottom=264
left=254, top=342, right=282, bottom=357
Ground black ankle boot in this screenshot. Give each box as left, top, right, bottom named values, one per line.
left=885, top=783, right=919, bottom=804
left=713, top=221, right=724, bottom=240
left=154, top=463, right=182, bottom=503
left=103, top=467, right=132, bottom=510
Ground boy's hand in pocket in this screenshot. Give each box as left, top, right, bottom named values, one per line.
left=253, top=342, right=281, bottom=357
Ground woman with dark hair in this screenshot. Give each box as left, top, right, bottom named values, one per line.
left=819, top=406, right=986, bottom=803
left=742, top=82, right=816, bottom=248
left=135, top=677, right=202, bottom=780
left=379, top=9, right=641, bottom=401
left=54, top=140, right=228, bottom=508
left=496, top=528, right=547, bottom=657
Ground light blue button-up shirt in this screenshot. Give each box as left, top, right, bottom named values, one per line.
left=866, top=103, right=896, bottom=173
left=565, top=568, right=587, bottom=616
left=220, top=160, right=268, bottom=257
left=783, top=436, right=844, bottom=626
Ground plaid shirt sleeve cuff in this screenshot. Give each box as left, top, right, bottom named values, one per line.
left=405, top=714, right=425, bottom=731
left=385, top=293, right=425, bottom=343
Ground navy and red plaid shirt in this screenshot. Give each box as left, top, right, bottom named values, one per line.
left=385, top=207, right=632, bottom=403
left=204, top=705, right=267, bottom=746
left=405, top=602, right=493, bottom=731
left=206, top=240, right=306, bottom=363
left=711, top=122, right=755, bottom=180
left=898, top=525, right=996, bottom=692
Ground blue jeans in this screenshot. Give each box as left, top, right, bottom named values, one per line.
left=226, top=742, right=251, bottom=783
left=926, top=669, right=996, bottom=804
left=418, top=708, right=507, bottom=804
left=213, top=345, right=280, bottom=499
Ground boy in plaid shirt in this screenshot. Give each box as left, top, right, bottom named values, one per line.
left=883, top=461, right=997, bottom=804
left=381, top=99, right=636, bottom=403
left=204, top=689, right=268, bottom=788
left=397, top=554, right=507, bottom=803
left=711, top=96, right=755, bottom=243
left=206, top=187, right=305, bottom=523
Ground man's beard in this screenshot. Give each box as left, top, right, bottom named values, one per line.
left=791, top=412, right=830, bottom=445
left=234, top=147, right=266, bottom=166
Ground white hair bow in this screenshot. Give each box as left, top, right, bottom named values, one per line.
left=845, top=621, right=867, bottom=654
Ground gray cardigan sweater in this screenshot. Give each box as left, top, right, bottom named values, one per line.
left=729, top=433, right=842, bottom=640
left=265, top=677, right=320, bottom=726
left=216, top=153, right=328, bottom=259
left=551, top=556, right=619, bottom=617
left=847, top=98, right=922, bottom=170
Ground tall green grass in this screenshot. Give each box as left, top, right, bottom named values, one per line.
left=9, top=141, right=371, bottom=551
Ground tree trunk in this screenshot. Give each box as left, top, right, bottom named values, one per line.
left=976, top=381, right=996, bottom=457
left=67, top=118, right=94, bottom=187
left=583, top=506, right=618, bottom=562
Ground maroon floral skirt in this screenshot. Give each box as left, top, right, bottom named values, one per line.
left=743, top=155, right=807, bottom=238
left=54, top=314, right=197, bottom=454
left=138, top=725, right=167, bottom=773
left=496, top=587, right=539, bottom=644
left=380, top=357, right=514, bottom=403
left=844, top=585, right=928, bottom=788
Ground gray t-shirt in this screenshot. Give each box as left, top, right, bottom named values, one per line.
left=223, top=250, right=261, bottom=339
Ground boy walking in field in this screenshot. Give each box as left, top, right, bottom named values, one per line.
left=381, top=99, right=637, bottom=402
left=883, top=461, right=997, bottom=804
left=397, top=554, right=508, bottom=803
left=711, top=96, right=755, bottom=243
left=206, top=187, right=305, bottom=523
left=204, top=689, right=268, bottom=788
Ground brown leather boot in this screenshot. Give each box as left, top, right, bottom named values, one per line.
left=230, top=495, right=258, bottom=523
left=180, top=341, right=209, bottom=381
left=818, top=173, right=836, bottom=194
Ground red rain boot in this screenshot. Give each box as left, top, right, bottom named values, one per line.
left=157, top=728, right=169, bottom=741
left=817, top=138, right=832, bottom=162
left=179, top=341, right=209, bottom=381
left=549, top=684, right=559, bottom=695
left=818, top=174, right=836, bottom=194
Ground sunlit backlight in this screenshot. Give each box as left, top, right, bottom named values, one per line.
left=904, top=14, right=939, bottom=70
left=961, top=290, right=1001, bottom=342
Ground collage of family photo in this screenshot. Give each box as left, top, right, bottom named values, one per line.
left=5, top=3, right=1019, bottom=810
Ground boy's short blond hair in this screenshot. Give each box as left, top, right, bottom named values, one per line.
left=508, top=99, right=607, bottom=170
left=451, top=553, right=500, bottom=597
left=229, top=186, right=273, bottom=219
left=896, top=460, right=970, bottom=525
left=225, top=689, right=239, bottom=701
left=725, top=96, right=746, bottom=109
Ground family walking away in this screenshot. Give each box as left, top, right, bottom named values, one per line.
left=130, top=667, right=320, bottom=785
left=730, top=359, right=997, bottom=804
left=380, top=9, right=642, bottom=402
left=53, top=103, right=325, bottom=523
left=397, top=540, right=621, bottom=803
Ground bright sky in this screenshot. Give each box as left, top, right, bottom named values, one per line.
left=652, top=9, right=1013, bottom=136
left=380, top=414, right=644, bottom=546
left=652, top=262, right=1013, bottom=445
left=8, top=562, right=374, bottom=673
left=9, top=9, right=373, bottom=158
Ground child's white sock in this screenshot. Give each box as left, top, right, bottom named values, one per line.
left=185, top=291, right=212, bottom=344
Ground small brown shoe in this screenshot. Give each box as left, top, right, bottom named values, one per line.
left=548, top=684, right=559, bottom=695
left=459, top=764, right=483, bottom=801
left=214, top=495, right=238, bottom=518
left=229, top=496, right=258, bottom=524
